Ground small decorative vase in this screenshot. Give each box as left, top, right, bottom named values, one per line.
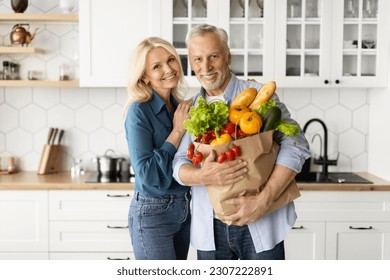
left=59, top=0, right=76, bottom=14
left=11, top=0, right=28, bottom=13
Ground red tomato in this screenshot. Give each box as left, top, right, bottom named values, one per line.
left=187, top=143, right=195, bottom=159
left=231, top=146, right=241, bottom=157
left=194, top=151, right=203, bottom=163
left=201, top=132, right=213, bottom=144
left=217, top=152, right=227, bottom=164
left=237, top=128, right=246, bottom=138
left=192, top=158, right=199, bottom=167
left=222, top=123, right=235, bottom=135
left=225, top=149, right=236, bottom=161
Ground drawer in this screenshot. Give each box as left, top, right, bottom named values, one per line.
left=50, top=221, right=132, bottom=252
left=49, top=190, right=133, bottom=220
left=50, top=252, right=134, bottom=260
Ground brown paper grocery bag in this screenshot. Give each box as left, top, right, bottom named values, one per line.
left=196, top=130, right=300, bottom=224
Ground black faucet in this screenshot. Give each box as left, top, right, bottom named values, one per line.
left=303, top=118, right=338, bottom=178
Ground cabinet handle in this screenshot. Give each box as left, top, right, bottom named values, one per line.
left=107, top=257, right=131, bottom=260
left=324, top=80, right=329, bottom=84
left=349, top=226, right=373, bottom=230
left=292, top=226, right=304, bottom=230
left=106, top=194, right=131, bottom=197
left=107, top=225, right=129, bottom=229
left=335, top=79, right=340, bottom=84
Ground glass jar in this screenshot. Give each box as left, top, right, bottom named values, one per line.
left=2, top=61, right=11, bottom=80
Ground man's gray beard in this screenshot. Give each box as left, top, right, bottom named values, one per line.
left=200, top=71, right=227, bottom=92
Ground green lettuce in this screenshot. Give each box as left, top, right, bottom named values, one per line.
left=183, top=97, right=229, bottom=137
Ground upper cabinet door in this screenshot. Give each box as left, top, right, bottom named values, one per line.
left=275, top=0, right=389, bottom=88
left=274, top=0, right=333, bottom=87
left=160, top=0, right=276, bottom=87
left=79, top=0, right=152, bottom=87
left=220, top=0, right=276, bottom=83
left=330, top=0, right=389, bottom=87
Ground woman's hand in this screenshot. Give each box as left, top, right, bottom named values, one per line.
left=172, top=99, right=192, bottom=135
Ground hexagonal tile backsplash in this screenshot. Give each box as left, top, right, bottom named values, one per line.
left=0, top=1, right=370, bottom=173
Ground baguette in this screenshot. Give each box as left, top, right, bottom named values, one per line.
left=230, top=87, right=257, bottom=107
left=248, top=81, right=276, bottom=111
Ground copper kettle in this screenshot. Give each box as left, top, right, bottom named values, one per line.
left=10, top=24, right=38, bottom=46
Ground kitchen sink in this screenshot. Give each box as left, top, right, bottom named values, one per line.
left=295, top=172, right=373, bottom=184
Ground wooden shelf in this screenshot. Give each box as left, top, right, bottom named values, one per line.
left=0, top=13, right=78, bottom=23
left=0, top=46, right=44, bottom=54
left=0, top=80, right=79, bottom=87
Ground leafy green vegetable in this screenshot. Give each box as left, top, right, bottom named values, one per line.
left=256, top=99, right=300, bottom=140
left=183, top=97, right=229, bottom=137
left=256, top=99, right=277, bottom=118
left=276, top=119, right=299, bottom=139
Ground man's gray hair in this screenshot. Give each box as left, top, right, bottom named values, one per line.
left=185, top=24, right=230, bottom=53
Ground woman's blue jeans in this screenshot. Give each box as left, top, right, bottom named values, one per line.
left=128, top=191, right=191, bottom=260
left=197, top=218, right=285, bottom=260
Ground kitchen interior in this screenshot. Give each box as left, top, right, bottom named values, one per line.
left=0, top=0, right=389, bottom=261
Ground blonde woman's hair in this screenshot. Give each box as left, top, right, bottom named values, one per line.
left=123, top=37, right=188, bottom=114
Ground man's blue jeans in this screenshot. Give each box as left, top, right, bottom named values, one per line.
left=197, top=218, right=285, bottom=260
left=128, top=191, right=191, bottom=260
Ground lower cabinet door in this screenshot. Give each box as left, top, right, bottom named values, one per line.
left=326, top=222, right=390, bottom=260
left=0, top=190, right=48, bottom=252
left=50, top=252, right=134, bottom=260
left=284, top=221, right=326, bottom=260
left=50, top=221, right=132, bottom=252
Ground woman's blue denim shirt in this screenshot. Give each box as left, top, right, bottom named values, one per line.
left=125, top=90, right=188, bottom=197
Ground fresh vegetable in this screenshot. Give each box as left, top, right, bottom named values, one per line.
left=276, top=120, right=300, bottom=139
left=239, top=112, right=263, bottom=135
left=231, top=128, right=246, bottom=140
left=261, top=106, right=282, bottom=132
left=210, top=133, right=232, bottom=146
left=256, top=99, right=277, bottom=118
left=183, top=97, right=229, bottom=137
left=249, top=81, right=276, bottom=111
left=187, top=143, right=195, bottom=159
left=231, top=146, right=241, bottom=157
left=192, top=151, right=204, bottom=167
left=217, top=152, right=227, bottom=164
left=230, top=87, right=257, bottom=107
left=225, top=149, right=236, bottom=161
left=194, top=151, right=203, bottom=163
left=229, top=105, right=250, bottom=125
left=256, top=99, right=300, bottom=139
left=222, top=123, right=235, bottom=135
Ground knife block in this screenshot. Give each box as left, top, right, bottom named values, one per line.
left=37, top=144, right=62, bottom=175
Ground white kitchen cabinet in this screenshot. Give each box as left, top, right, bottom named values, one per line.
left=79, top=0, right=154, bottom=87
left=48, top=190, right=133, bottom=259
left=0, top=190, right=49, bottom=260
left=274, top=0, right=389, bottom=88
left=159, top=0, right=276, bottom=87
left=285, top=190, right=390, bottom=260
left=284, top=221, right=326, bottom=260
left=326, top=222, right=390, bottom=260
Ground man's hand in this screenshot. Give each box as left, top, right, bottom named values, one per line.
left=222, top=164, right=297, bottom=226
left=200, top=150, right=248, bottom=186
left=179, top=149, right=248, bottom=187
left=222, top=192, right=269, bottom=226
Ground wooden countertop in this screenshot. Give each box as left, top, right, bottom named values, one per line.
left=0, top=171, right=390, bottom=191
left=0, top=172, right=133, bottom=190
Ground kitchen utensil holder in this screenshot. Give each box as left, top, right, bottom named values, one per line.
left=37, top=144, right=62, bottom=175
